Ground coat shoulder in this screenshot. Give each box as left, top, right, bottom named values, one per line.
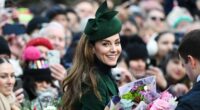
left=176, top=83, right=200, bottom=110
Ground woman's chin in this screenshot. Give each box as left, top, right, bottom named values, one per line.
left=3, top=91, right=12, bottom=96
left=106, top=62, right=117, bottom=66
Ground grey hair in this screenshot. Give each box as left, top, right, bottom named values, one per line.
left=38, top=21, right=65, bottom=38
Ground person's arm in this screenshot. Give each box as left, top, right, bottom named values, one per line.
left=146, top=66, right=167, bottom=90
left=170, top=83, right=189, bottom=97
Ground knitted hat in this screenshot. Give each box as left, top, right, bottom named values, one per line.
left=22, top=46, right=53, bottom=82
left=0, top=36, right=11, bottom=56
left=84, top=1, right=122, bottom=41
left=23, top=46, right=48, bottom=68
left=23, top=46, right=41, bottom=61
left=26, top=37, right=53, bottom=50
left=125, top=43, right=148, bottom=60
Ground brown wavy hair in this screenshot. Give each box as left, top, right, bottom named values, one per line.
left=62, top=34, right=101, bottom=110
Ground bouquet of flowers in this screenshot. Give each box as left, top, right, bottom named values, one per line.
left=105, top=76, right=178, bottom=110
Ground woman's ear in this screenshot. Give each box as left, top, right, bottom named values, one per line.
left=187, top=55, right=197, bottom=69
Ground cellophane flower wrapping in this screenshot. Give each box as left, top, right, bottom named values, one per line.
left=105, top=76, right=178, bottom=110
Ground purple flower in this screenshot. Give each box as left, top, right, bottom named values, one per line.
left=131, top=86, right=138, bottom=92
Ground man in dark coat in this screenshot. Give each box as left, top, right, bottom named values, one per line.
left=176, top=29, right=200, bottom=110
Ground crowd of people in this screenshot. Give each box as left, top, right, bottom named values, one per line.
left=0, top=0, right=200, bottom=110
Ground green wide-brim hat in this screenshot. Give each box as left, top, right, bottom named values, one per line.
left=84, top=1, right=122, bottom=41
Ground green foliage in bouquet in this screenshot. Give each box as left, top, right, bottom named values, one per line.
left=121, top=85, right=145, bottom=103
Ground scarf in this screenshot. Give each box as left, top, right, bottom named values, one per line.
left=0, top=92, right=16, bottom=110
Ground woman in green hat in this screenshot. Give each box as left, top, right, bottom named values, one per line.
left=62, top=1, right=122, bottom=110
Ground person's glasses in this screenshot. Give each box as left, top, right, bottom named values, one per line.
left=150, top=16, right=165, bottom=21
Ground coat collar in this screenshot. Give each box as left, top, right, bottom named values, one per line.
left=94, top=55, right=118, bottom=96
left=99, top=72, right=118, bottom=96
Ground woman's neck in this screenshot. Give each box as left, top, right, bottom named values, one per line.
left=155, top=54, right=163, bottom=66
left=94, top=56, right=116, bottom=74
left=166, top=75, right=178, bottom=85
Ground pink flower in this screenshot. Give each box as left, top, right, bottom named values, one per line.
left=150, top=99, right=170, bottom=110
left=160, top=91, right=173, bottom=101
left=146, top=102, right=153, bottom=110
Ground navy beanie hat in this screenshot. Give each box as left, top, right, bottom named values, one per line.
left=125, top=43, right=148, bottom=60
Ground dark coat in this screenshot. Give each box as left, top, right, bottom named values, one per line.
left=73, top=71, right=118, bottom=110
left=175, top=81, right=200, bottom=110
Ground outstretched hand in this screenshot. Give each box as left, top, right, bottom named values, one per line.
left=49, top=64, right=67, bottom=82
left=146, top=66, right=167, bottom=90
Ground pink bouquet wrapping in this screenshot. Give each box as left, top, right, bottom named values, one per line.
left=147, top=91, right=178, bottom=110
left=105, top=76, right=178, bottom=110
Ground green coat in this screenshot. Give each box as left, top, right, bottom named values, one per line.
left=74, top=71, right=118, bottom=110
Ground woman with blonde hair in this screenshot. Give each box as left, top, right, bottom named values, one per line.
left=62, top=1, right=122, bottom=110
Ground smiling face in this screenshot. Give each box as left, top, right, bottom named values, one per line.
left=129, top=59, right=146, bottom=79
left=93, top=34, right=122, bottom=66
left=47, top=27, right=66, bottom=57
left=0, top=63, right=15, bottom=96
left=166, top=58, right=186, bottom=81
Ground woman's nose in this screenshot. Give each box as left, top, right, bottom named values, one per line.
left=110, top=45, right=117, bottom=52
left=7, top=77, right=15, bottom=84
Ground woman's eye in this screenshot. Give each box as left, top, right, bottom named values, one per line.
left=102, top=43, right=109, bottom=46
left=163, top=41, right=169, bottom=45
left=115, top=41, right=120, bottom=45
left=11, top=74, right=15, bottom=78
left=0, top=76, right=6, bottom=78
left=173, top=60, right=180, bottom=64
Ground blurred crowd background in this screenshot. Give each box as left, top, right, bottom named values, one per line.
left=0, top=0, right=200, bottom=109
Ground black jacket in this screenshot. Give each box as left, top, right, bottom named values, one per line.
left=176, top=81, right=200, bottom=110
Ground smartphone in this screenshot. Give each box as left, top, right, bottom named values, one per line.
left=146, top=58, right=157, bottom=69
left=47, top=50, right=60, bottom=65
left=14, top=78, right=23, bottom=91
